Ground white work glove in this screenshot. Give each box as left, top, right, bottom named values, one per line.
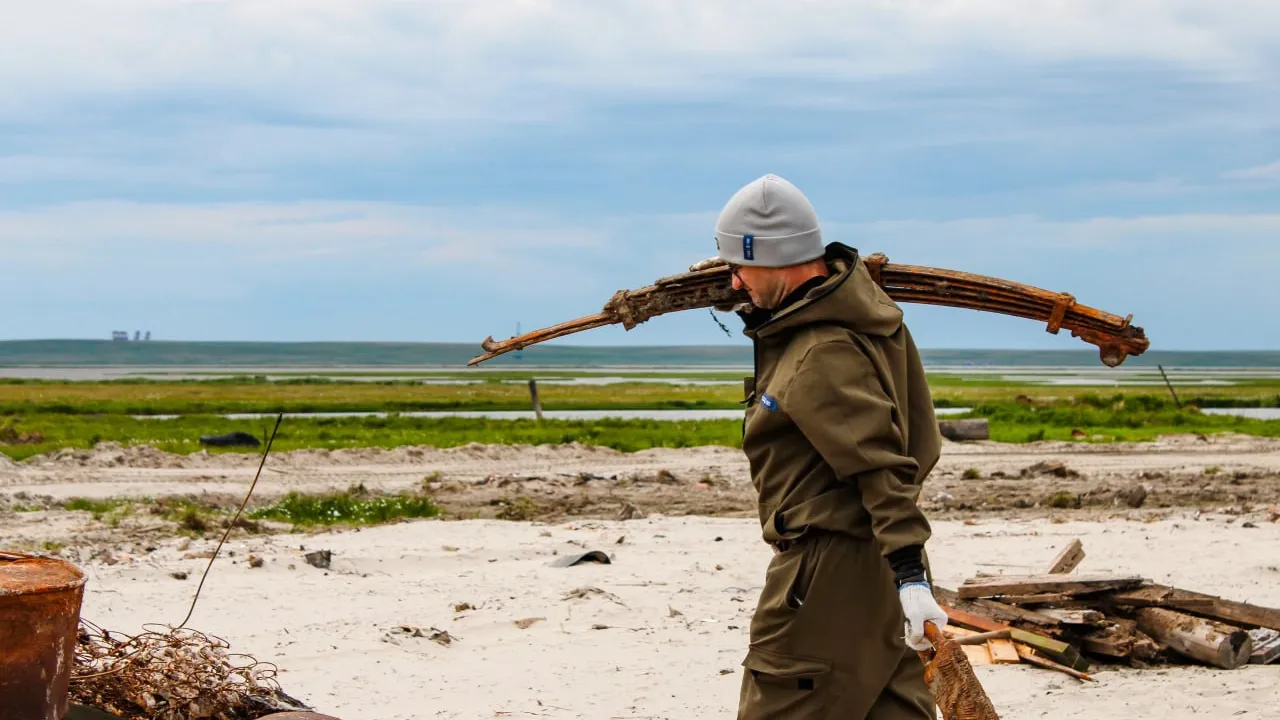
left=899, top=582, right=949, bottom=651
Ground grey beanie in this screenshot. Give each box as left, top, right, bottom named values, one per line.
left=714, top=174, right=824, bottom=267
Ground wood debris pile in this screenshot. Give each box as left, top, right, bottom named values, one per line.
left=933, top=539, right=1280, bottom=681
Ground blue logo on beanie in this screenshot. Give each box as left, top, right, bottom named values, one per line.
left=760, top=393, right=778, bottom=412
left=743, top=234, right=754, bottom=261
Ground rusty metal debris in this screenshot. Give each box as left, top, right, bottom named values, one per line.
left=68, top=619, right=311, bottom=719
left=0, top=551, right=87, bottom=720
left=468, top=252, right=1149, bottom=367
left=470, top=261, right=743, bottom=366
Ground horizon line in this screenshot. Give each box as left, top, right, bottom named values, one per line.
left=2, top=339, right=1279, bottom=354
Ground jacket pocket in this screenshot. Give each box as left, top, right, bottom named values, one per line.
left=739, top=647, right=832, bottom=718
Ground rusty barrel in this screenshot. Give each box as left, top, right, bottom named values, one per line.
left=0, top=552, right=87, bottom=720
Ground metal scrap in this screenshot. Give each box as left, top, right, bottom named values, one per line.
left=470, top=252, right=1149, bottom=367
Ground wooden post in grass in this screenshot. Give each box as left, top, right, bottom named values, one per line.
left=528, top=379, right=544, bottom=422
left=1158, top=364, right=1183, bottom=409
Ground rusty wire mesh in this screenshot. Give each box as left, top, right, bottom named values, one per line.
left=69, top=619, right=309, bottom=720
left=920, top=630, right=1002, bottom=720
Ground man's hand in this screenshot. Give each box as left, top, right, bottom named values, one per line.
left=899, top=582, right=948, bottom=651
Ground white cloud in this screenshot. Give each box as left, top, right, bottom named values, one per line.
left=845, top=213, right=1280, bottom=257
left=1074, top=177, right=1199, bottom=199
left=0, top=200, right=595, bottom=248
left=1223, top=160, right=1280, bottom=183
left=1, top=201, right=1274, bottom=346
left=1, top=2, right=1276, bottom=125
left=0, top=200, right=618, bottom=296
left=6, top=200, right=1273, bottom=270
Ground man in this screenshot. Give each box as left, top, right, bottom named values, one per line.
left=715, top=174, right=949, bottom=718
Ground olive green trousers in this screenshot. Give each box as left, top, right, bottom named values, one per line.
left=736, top=531, right=937, bottom=719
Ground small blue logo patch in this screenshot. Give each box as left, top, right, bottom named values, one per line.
left=743, top=234, right=754, bottom=261
left=760, top=393, right=778, bottom=412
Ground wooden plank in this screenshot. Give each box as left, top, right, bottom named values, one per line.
left=1249, top=630, right=1280, bottom=665
left=1014, top=644, right=1095, bottom=682
left=934, top=587, right=1063, bottom=631
left=1009, top=629, right=1088, bottom=672
left=1105, top=584, right=1280, bottom=631
left=987, top=638, right=1021, bottom=664
left=1079, top=620, right=1162, bottom=661
left=1080, top=626, right=1135, bottom=658
left=942, top=605, right=1090, bottom=672
left=992, top=593, right=1073, bottom=606
left=944, top=605, right=1013, bottom=634
left=1036, top=608, right=1106, bottom=626
left=962, top=644, right=994, bottom=666
left=1135, top=607, right=1253, bottom=669
left=959, top=573, right=1145, bottom=599
left=1006, top=597, right=1112, bottom=610
left=1047, top=539, right=1085, bottom=574
left=952, top=629, right=1012, bottom=646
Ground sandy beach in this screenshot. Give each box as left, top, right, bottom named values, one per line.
left=3, top=436, right=1279, bottom=719
left=58, top=516, right=1280, bottom=719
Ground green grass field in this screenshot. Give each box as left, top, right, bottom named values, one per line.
left=2, top=375, right=1278, bottom=415
left=0, top=414, right=745, bottom=460
left=1, top=376, right=1279, bottom=459
left=0, top=377, right=739, bottom=414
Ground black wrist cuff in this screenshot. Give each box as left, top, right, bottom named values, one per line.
left=887, top=544, right=927, bottom=588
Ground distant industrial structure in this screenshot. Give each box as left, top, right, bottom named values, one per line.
left=111, top=331, right=152, bottom=342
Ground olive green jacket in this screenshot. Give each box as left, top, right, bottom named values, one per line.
left=741, top=242, right=940, bottom=558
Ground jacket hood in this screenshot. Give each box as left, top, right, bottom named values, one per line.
left=745, top=242, right=903, bottom=341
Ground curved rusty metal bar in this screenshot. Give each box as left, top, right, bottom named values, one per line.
left=468, top=253, right=1149, bottom=368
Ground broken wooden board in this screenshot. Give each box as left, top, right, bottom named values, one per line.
left=942, top=605, right=1090, bottom=672
left=1036, top=608, right=1106, bottom=626
left=1104, top=584, right=1280, bottom=631
left=1248, top=629, right=1280, bottom=665
left=1008, top=630, right=1090, bottom=672
left=934, top=586, right=1064, bottom=631
left=944, top=605, right=1029, bottom=635
left=1014, top=644, right=1095, bottom=682
left=1080, top=620, right=1163, bottom=662
left=962, top=644, right=994, bottom=666
left=1080, top=626, right=1135, bottom=658
left=987, top=638, right=1021, bottom=664
left=1047, top=539, right=1085, bottom=574
left=990, top=593, right=1073, bottom=606
left=959, top=573, right=1145, bottom=600
left=951, top=629, right=1013, bottom=646
left=1002, top=597, right=1113, bottom=610
left=943, top=625, right=996, bottom=666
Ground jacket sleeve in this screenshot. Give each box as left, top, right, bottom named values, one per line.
left=783, top=340, right=932, bottom=556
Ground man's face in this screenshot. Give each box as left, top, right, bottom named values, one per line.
left=729, top=264, right=787, bottom=309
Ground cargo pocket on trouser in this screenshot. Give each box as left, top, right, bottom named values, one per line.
left=737, top=646, right=832, bottom=719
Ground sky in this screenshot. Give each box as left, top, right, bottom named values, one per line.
left=1, top=1, right=1278, bottom=350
